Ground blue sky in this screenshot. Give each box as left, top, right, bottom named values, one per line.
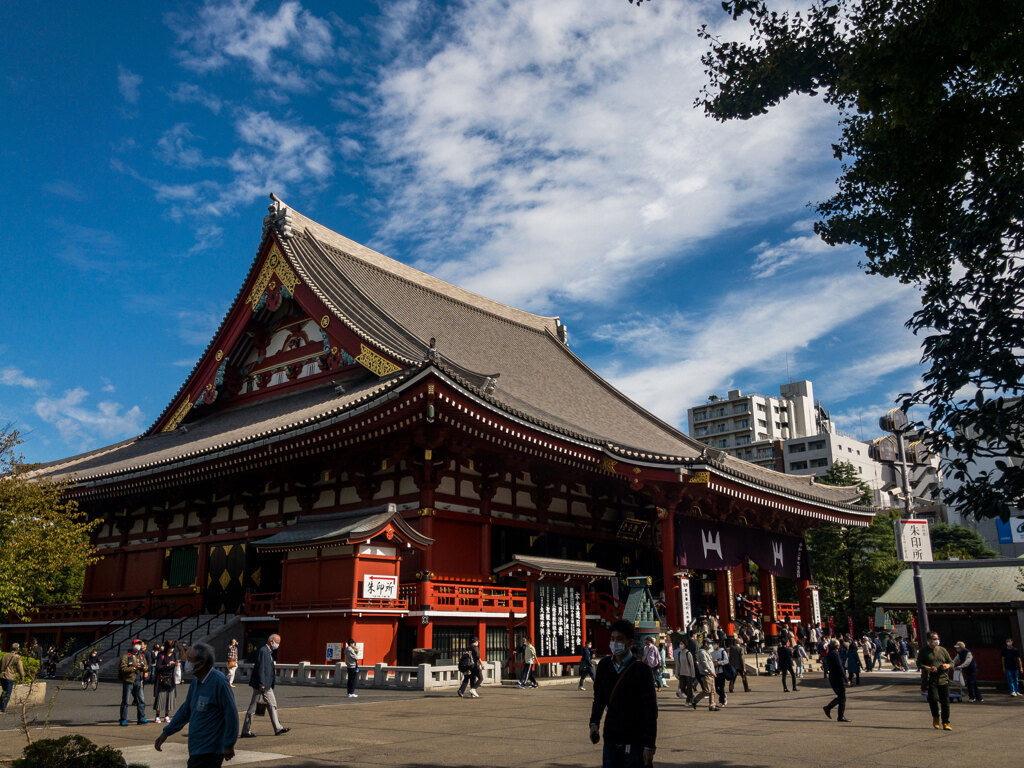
left=0, top=0, right=925, bottom=463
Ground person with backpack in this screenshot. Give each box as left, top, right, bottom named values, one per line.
left=457, top=637, right=482, bottom=698
left=0, top=643, right=26, bottom=714
left=518, top=637, right=538, bottom=688
left=589, top=619, right=657, bottom=767
left=578, top=639, right=595, bottom=691
left=118, top=638, right=150, bottom=726
left=153, top=642, right=179, bottom=723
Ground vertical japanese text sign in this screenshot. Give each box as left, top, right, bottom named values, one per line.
left=894, top=519, right=933, bottom=562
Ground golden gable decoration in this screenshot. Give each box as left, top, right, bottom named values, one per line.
left=246, top=242, right=301, bottom=307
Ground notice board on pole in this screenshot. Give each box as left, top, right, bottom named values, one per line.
left=533, top=584, right=582, bottom=657
left=894, top=519, right=933, bottom=562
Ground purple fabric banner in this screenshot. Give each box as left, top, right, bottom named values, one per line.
left=674, top=516, right=811, bottom=580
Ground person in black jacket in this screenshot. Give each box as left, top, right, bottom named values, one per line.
left=953, top=641, right=982, bottom=702
left=822, top=639, right=851, bottom=722
left=241, top=634, right=290, bottom=738
left=589, top=619, right=657, bottom=767
left=777, top=640, right=798, bottom=692
left=457, top=637, right=483, bottom=698
left=578, top=639, right=595, bottom=691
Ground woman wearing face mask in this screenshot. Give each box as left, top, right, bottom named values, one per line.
left=916, top=631, right=953, bottom=730
left=154, top=641, right=178, bottom=723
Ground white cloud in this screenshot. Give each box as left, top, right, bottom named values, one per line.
left=1, top=367, right=45, bottom=390
left=167, top=82, right=223, bottom=114
left=155, top=124, right=218, bottom=169
left=118, top=65, right=142, bottom=104
left=369, top=0, right=842, bottom=311
left=176, top=308, right=223, bottom=346
left=595, top=270, right=910, bottom=429
left=751, top=234, right=835, bottom=279
left=42, top=180, right=86, bottom=201
left=167, top=0, right=336, bottom=95
left=33, top=388, right=144, bottom=447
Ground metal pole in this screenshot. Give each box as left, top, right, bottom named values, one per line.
left=896, top=430, right=930, bottom=640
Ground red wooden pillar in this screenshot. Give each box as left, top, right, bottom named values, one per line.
left=526, top=576, right=536, bottom=645
left=797, top=578, right=813, bottom=627
left=716, top=571, right=735, bottom=637
left=760, top=569, right=778, bottom=642
left=416, top=616, right=433, bottom=648
left=660, top=509, right=679, bottom=629
left=479, top=520, right=491, bottom=577
left=477, top=619, right=487, bottom=660
left=579, top=588, right=589, bottom=643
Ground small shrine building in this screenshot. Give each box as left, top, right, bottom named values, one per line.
left=13, top=196, right=871, bottom=666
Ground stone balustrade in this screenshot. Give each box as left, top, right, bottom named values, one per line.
left=217, top=660, right=502, bottom=691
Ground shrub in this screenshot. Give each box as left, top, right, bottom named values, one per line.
left=20, top=656, right=40, bottom=683
left=12, top=734, right=147, bottom=768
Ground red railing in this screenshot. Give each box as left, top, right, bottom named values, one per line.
left=398, top=582, right=527, bottom=613
left=586, top=590, right=625, bottom=626
left=247, top=593, right=408, bottom=613
left=24, top=598, right=146, bottom=623
left=744, top=598, right=802, bottom=623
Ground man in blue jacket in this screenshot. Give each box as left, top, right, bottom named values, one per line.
left=155, top=643, right=237, bottom=768
left=241, top=634, right=289, bottom=737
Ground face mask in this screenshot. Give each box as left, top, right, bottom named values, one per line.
left=930, top=639, right=940, bottom=647
left=1008, top=642, right=1013, bottom=648
left=270, top=641, right=280, bottom=651
left=184, top=661, right=195, bottom=674
left=132, top=645, right=141, bottom=652
left=609, top=641, right=626, bottom=657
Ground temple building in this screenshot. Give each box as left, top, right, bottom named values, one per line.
left=11, top=196, right=872, bottom=667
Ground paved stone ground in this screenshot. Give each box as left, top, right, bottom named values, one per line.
left=2, top=670, right=1022, bottom=767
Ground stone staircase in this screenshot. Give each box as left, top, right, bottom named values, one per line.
left=57, top=613, right=238, bottom=679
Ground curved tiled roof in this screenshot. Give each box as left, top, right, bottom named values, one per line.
left=37, top=196, right=864, bottom=511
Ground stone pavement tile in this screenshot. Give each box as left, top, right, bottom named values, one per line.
left=118, top=743, right=288, bottom=767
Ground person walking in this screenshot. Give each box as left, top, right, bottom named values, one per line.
left=154, top=642, right=179, bottom=723
left=794, top=642, right=807, bottom=679
left=0, top=643, right=25, bottom=714
left=143, top=640, right=158, bottom=717
left=917, top=630, right=954, bottom=730
left=82, top=650, right=102, bottom=690
left=728, top=638, right=749, bottom=693
left=952, top=641, right=982, bottom=702
left=822, top=639, right=850, bottom=722
left=642, top=637, right=663, bottom=692
left=518, top=637, right=538, bottom=688
left=777, top=639, right=798, bottom=692
left=344, top=638, right=359, bottom=698
left=711, top=641, right=733, bottom=707
left=226, top=639, right=239, bottom=688
left=240, top=634, right=289, bottom=737
left=691, top=639, right=719, bottom=712
left=155, top=642, right=238, bottom=768
left=1002, top=637, right=1022, bottom=696
left=457, top=637, right=483, bottom=698
left=118, top=639, right=149, bottom=726
left=578, top=639, right=595, bottom=691
left=674, top=640, right=695, bottom=704
left=845, top=640, right=861, bottom=686
left=588, top=619, right=657, bottom=767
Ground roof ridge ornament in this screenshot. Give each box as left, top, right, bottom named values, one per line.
left=263, top=192, right=294, bottom=240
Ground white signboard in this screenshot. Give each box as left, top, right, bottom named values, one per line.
left=362, top=574, right=398, bottom=600
left=895, top=519, right=933, bottom=562
left=678, top=575, right=693, bottom=630
left=325, top=642, right=343, bottom=662
left=811, top=587, right=821, bottom=626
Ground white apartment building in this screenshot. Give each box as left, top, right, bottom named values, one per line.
left=687, top=380, right=825, bottom=468
left=781, top=428, right=889, bottom=504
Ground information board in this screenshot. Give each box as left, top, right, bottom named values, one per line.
left=325, top=642, right=343, bottom=662
left=533, top=583, right=582, bottom=657
left=678, top=575, right=692, bottom=630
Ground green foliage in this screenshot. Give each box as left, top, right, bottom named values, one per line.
left=929, top=522, right=999, bottom=560
left=20, top=655, right=40, bottom=683
left=698, top=1, right=1024, bottom=520
left=807, top=509, right=903, bottom=629
left=13, top=734, right=146, bottom=768
left=817, top=460, right=874, bottom=506
left=0, top=427, right=101, bottom=616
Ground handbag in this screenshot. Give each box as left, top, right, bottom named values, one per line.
left=255, top=696, right=267, bottom=717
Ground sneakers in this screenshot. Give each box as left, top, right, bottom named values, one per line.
left=274, top=728, right=291, bottom=736
left=457, top=690, right=464, bottom=698
left=942, top=723, right=952, bottom=731
left=530, top=683, right=539, bottom=688
left=119, top=720, right=129, bottom=727
left=676, top=690, right=684, bottom=699
left=823, top=706, right=832, bottom=720
left=933, top=717, right=941, bottom=729
left=137, top=718, right=149, bottom=725
left=837, top=717, right=851, bottom=723
left=240, top=732, right=256, bottom=738
left=469, top=689, right=479, bottom=698
left=347, top=693, right=358, bottom=698
left=517, top=682, right=525, bottom=689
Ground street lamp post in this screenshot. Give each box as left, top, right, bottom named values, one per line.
left=875, top=409, right=931, bottom=641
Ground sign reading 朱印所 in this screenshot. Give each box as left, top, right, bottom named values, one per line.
left=894, top=519, right=933, bottom=562
left=362, top=574, right=398, bottom=600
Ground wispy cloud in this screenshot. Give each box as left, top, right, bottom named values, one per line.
left=1, top=367, right=45, bottom=390
left=33, top=388, right=144, bottom=448
left=53, top=223, right=130, bottom=272
left=155, top=123, right=219, bottom=169
left=751, top=233, right=835, bottom=279
left=596, top=271, right=910, bottom=429
left=369, top=0, right=841, bottom=311
left=167, top=82, right=223, bottom=114
left=176, top=308, right=223, bottom=346
left=42, top=180, right=86, bottom=201
left=117, top=65, right=142, bottom=104
left=167, top=0, right=336, bottom=96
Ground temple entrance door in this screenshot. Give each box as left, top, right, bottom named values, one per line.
left=396, top=625, right=416, bottom=666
